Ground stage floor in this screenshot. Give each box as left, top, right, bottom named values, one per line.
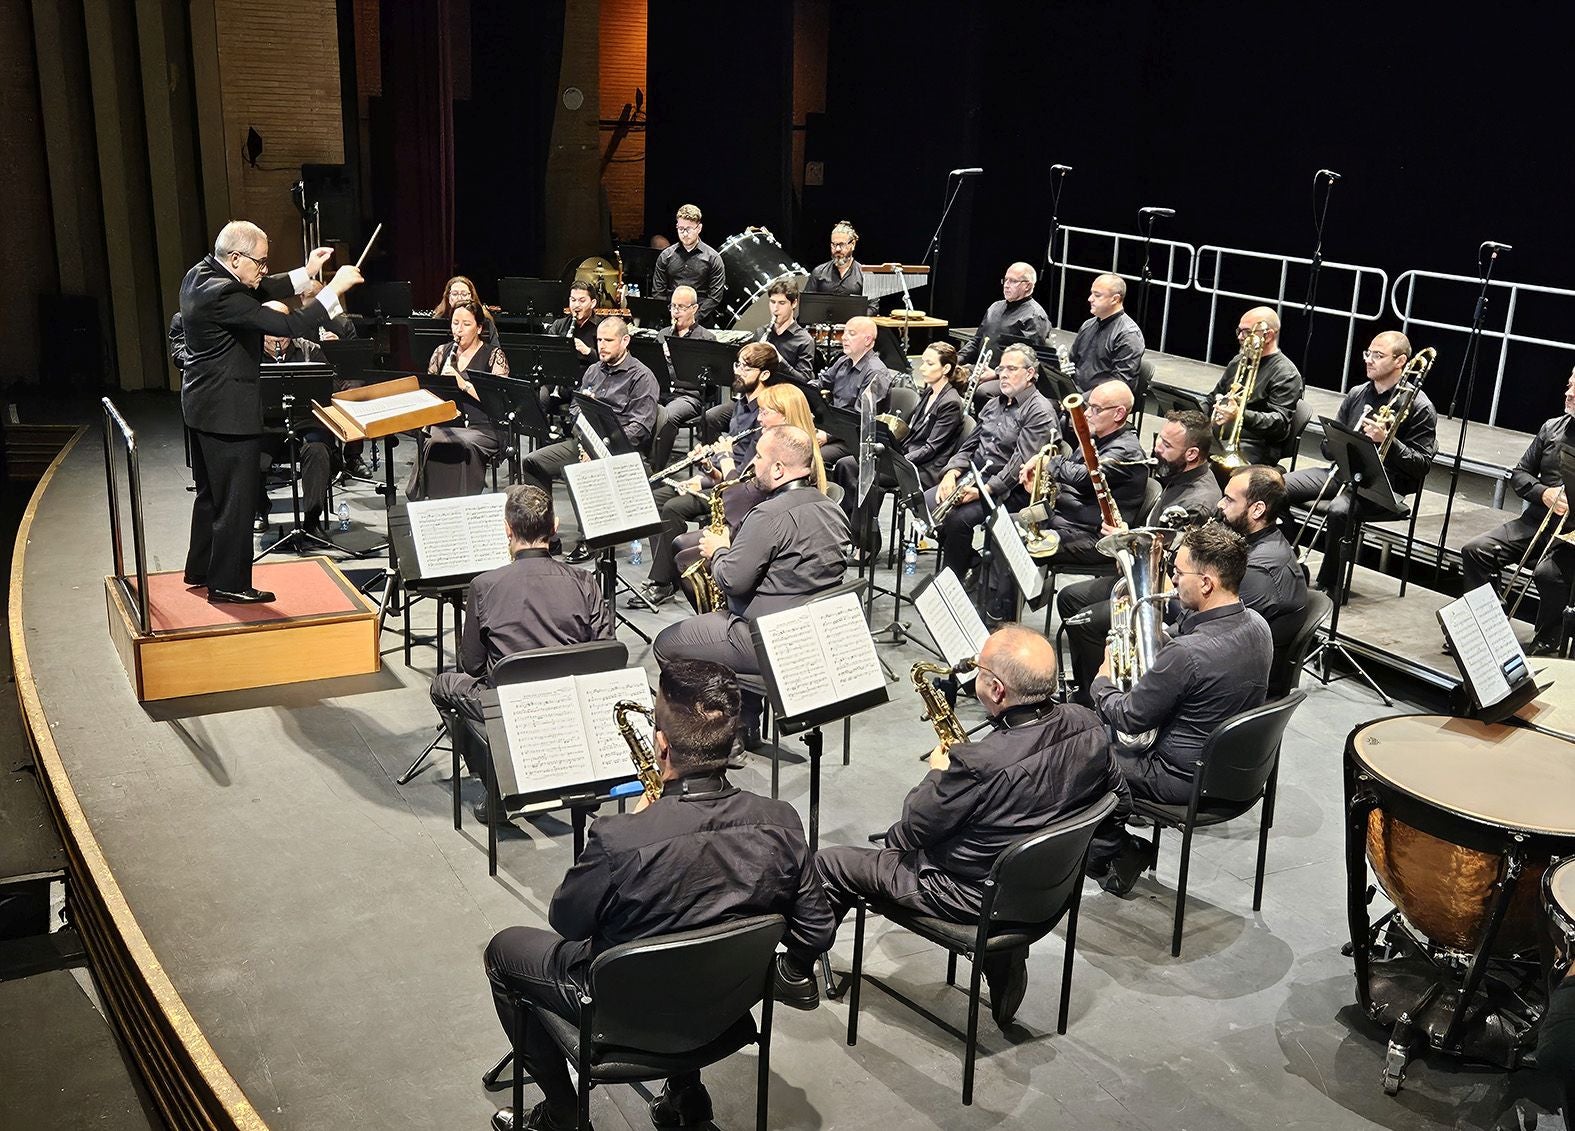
left=13, top=393, right=1566, bottom=1130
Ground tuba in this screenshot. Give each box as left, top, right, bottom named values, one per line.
left=613, top=700, right=663, bottom=804
left=1099, top=527, right=1174, bottom=751
left=680, top=467, right=756, bottom=613
left=1211, top=320, right=1267, bottom=473
left=1017, top=444, right=1061, bottom=558
left=911, top=658, right=974, bottom=769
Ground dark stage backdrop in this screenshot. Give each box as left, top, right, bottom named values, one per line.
left=808, top=2, right=1573, bottom=435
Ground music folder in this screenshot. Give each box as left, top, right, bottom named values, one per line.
left=1438, top=583, right=1547, bottom=723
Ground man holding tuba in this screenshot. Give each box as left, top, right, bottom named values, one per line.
left=1209, top=307, right=1304, bottom=466
left=787, top=625, right=1130, bottom=1025
left=1285, top=331, right=1438, bottom=592
left=482, top=659, right=833, bottom=1131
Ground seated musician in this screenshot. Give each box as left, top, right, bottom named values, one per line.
left=1208, top=306, right=1305, bottom=466
left=756, top=278, right=817, bottom=382
left=954, top=261, right=1052, bottom=405
left=652, top=425, right=848, bottom=687
left=1285, top=331, right=1438, bottom=593
left=256, top=301, right=334, bottom=534
left=1067, top=274, right=1145, bottom=393
left=782, top=625, right=1131, bottom=1024
left=1059, top=409, right=1223, bottom=700
left=519, top=316, right=660, bottom=562
left=1215, top=465, right=1310, bottom=644
left=806, top=219, right=864, bottom=298
left=648, top=285, right=720, bottom=469
left=429, top=485, right=612, bottom=803
left=536, top=281, right=602, bottom=430
left=407, top=300, right=510, bottom=500
left=1459, top=370, right=1575, bottom=655
left=1540, top=967, right=1575, bottom=1085
left=651, top=203, right=727, bottom=325
left=433, top=275, right=499, bottom=340
left=1090, top=525, right=1273, bottom=895
left=832, top=341, right=966, bottom=553
left=642, top=359, right=825, bottom=607
left=927, top=344, right=1057, bottom=622
left=812, top=315, right=892, bottom=466
left=483, top=658, right=834, bottom=1131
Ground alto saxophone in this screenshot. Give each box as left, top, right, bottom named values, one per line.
left=1211, top=320, right=1267, bottom=472
left=613, top=699, right=663, bottom=804
left=681, top=466, right=757, bottom=613
left=911, top=658, right=974, bottom=768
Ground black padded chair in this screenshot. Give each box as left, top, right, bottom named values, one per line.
left=1268, top=590, right=1332, bottom=698
left=839, top=792, right=1120, bottom=1105
left=885, top=384, right=921, bottom=423
left=1283, top=399, right=1316, bottom=471
left=504, top=914, right=785, bottom=1131
left=1133, top=356, right=1156, bottom=433
left=1132, top=690, right=1306, bottom=956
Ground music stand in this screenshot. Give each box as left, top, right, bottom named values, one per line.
left=667, top=336, right=739, bottom=400
left=628, top=336, right=682, bottom=398
left=626, top=295, right=669, bottom=330
left=572, top=394, right=640, bottom=456
left=470, top=373, right=551, bottom=478
left=563, top=451, right=668, bottom=641
left=1305, top=418, right=1403, bottom=704
left=616, top=244, right=660, bottom=291
left=868, top=448, right=942, bottom=659
left=347, top=281, right=413, bottom=319
left=496, top=277, right=567, bottom=325
left=256, top=366, right=338, bottom=559
left=1150, top=385, right=1212, bottom=418
left=799, top=293, right=868, bottom=327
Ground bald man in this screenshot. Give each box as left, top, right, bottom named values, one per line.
left=784, top=624, right=1130, bottom=1023
left=1285, top=331, right=1438, bottom=592
left=1068, top=273, right=1145, bottom=392
left=812, top=314, right=892, bottom=467
left=1209, top=306, right=1305, bottom=466
left=955, top=261, right=1052, bottom=370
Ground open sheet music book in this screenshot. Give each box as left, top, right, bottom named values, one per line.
left=989, top=508, right=1046, bottom=602
left=563, top=453, right=661, bottom=542
left=334, top=388, right=447, bottom=426
left=912, top=568, right=988, bottom=678
left=406, top=493, right=510, bottom=578
left=493, top=668, right=653, bottom=797
left=1437, top=584, right=1533, bottom=711
left=753, top=592, right=885, bottom=721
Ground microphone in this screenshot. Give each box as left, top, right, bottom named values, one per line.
left=1050, top=164, right=1073, bottom=174
left=1139, top=206, right=1176, bottom=219
left=1318, top=169, right=1343, bottom=181
left=1483, top=241, right=1514, bottom=252
left=950, top=167, right=984, bottom=177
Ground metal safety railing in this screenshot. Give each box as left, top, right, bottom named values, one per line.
left=1391, top=270, right=1575, bottom=426
left=1192, top=246, right=1389, bottom=389
left=102, top=398, right=151, bottom=635
left=1053, top=225, right=1196, bottom=353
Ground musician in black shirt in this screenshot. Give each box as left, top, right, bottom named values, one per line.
left=651, top=203, right=726, bottom=325
left=806, top=219, right=864, bottom=298
left=1209, top=307, right=1304, bottom=465
left=954, top=261, right=1052, bottom=387
left=1068, top=274, right=1145, bottom=392
left=755, top=279, right=817, bottom=382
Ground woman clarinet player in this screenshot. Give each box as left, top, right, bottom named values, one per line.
left=409, top=299, right=510, bottom=499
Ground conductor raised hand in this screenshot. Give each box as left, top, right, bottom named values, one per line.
left=305, top=246, right=335, bottom=278
left=325, top=263, right=364, bottom=298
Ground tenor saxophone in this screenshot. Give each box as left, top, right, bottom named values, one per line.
left=613, top=699, right=663, bottom=804
left=911, top=659, right=973, bottom=766
left=1211, top=320, right=1267, bottom=472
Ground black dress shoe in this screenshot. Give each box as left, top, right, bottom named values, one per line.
left=1101, top=833, right=1157, bottom=897
left=639, top=581, right=677, bottom=606
left=253, top=515, right=269, bottom=534
left=773, top=954, right=819, bottom=1012
left=565, top=542, right=594, bottom=564
left=649, top=1080, right=713, bottom=1128
left=303, top=507, right=325, bottom=535
left=182, top=574, right=206, bottom=588
left=207, top=587, right=276, bottom=604
left=492, top=1101, right=583, bottom=1131
left=983, top=947, right=1028, bottom=1027
left=472, top=801, right=516, bottom=826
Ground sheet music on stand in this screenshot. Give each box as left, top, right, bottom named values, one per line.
left=989, top=507, right=1045, bottom=603
left=335, top=388, right=448, bottom=427
left=563, top=452, right=663, bottom=546
left=405, top=493, right=510, bottom=578
left=911, top=568, right=988, bottom=681
left=488, top=668, right=652, bottom=797
left=749, top=590, right=889, bottom=733
left=572, top=412, right=613, bottom=461
left=1437, top=583, right=1545, bottom=722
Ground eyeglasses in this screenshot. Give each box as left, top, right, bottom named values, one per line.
left=230, top=250, right=268, bottom=271
left=1236, top=326, right=1271, bottom=339
left=1086, top=402, right=1117, bottom=415
left=1001, top=276, right=1031, bottom=286
left=831, top=241, right=854, bottom=250
left=998, top=363, right=1033, bottom=374
left=675, top=225, right=700, bottom=235
left=973, top=661, right=1012, bottom=692
left=670, top=301, right=697, bottom=311
left=732, top=360, right=759, bottom=371
left=1361, top=349, right=1396, bottom=361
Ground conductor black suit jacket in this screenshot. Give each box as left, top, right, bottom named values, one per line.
left=179, top=255, right=334, bottom=434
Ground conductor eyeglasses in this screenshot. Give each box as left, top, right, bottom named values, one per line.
left=231, top=250, right=268, bottom=271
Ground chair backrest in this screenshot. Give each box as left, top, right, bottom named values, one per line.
left=988, top=792, right=1121, bottom=924
left=1268, top=590, right=1331, bottom=697
left=955, top=412, right=977, bottom=445
left=587, top=914, right=784, bottom=1052
left=825, top=482, right=845, bottom=506
left=1197, top=690, right=1306, bottom=806
left=1137, top=357, right=1156, bottom=398
left=886, top=384, right=921, bottom=422
left=492, top=639, right=630, bottom=686
left=1139, top=475, right=1162, bottom=522
left=1283, top=399, right=1315, bottom=467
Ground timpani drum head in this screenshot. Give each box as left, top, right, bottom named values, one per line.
left=1548, top=856, right=1575, bottom=967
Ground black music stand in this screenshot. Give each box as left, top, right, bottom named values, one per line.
left=1305, top=419, right=1402, bottom=704
left=562, top=449, right=668, bottom=640
left=470, top=373, right=551, bottom=477
left=627, top=336, right=680, bottom=399
left=496, top=277, right=567, bottom=327
left=799, top=292, right=868, bottom=327
left=256, top=366, right=338, bottom=559
left=626, top=295, right=669, bottom=330
left=868, top=449, right=943, bottom=660
left=503, top=336, right=583, bottom=417
left=820, top=404, right=861, bottom=454
left=347, top=281, right=413, bottom=319
left=667, top=336, right=740, bottom=401
left=1150, top=385, right=1213, bottom=419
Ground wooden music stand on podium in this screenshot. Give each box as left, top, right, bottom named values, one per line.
left=313, top=376, right=459, bottom=621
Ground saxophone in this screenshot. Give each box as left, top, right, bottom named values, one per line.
left=613, top=700, right=663, bottom=804
left=911, top=658, right=973, bottom=768
left=1211, top=320, right=1267, bottom=472
left=680, top=466, right=757, bottom=613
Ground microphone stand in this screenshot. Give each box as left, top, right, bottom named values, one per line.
left=1433, top=243, right=1509, bottom=576
left=1298, top=170, right=1339, bottom=380
left=1134, top=208, right=1172, bottom=334
left=921, top=172, right=974, bottom=314
left=1043, top=165, right=1072, bottom=329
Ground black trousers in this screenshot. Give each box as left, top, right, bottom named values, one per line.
left=429, top=672, right=489, bottom=778
left=1461, top=513, right=1575, bottom=643
left=833, top=455, right=897, bottom=548
left=1114, top=745, right=1195, bottom=805
left=647, top=484, right=711, bottom=586
left=651, top=397, right=730, bottom=472
left=652, top=610, right=760, bottom=677
left=1284, top=465, right=1403, bottom=591
left=186, top=428, right=262, bottom=592
left=1057, top=574, right=1119, bottom=703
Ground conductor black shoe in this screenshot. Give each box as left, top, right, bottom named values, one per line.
left=649, top=1080, right=713, bottom=1128
left=1101, top=834, right=1157, bottom=897
left=207, top=587, right=276, bottom=604
left=639, top=581, right=677, bottom=606
left=983, top=948, right=1028, bottom=1027
left=774, top=954, right=819, bottom=1011
left=565, top=542, right=593, bottom=564
left=252, top=514, right=268, bottom=533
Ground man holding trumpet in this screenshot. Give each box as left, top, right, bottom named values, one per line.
left=1460, top=369, right=1575, bottom=654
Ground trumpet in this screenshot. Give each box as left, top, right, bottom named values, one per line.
left=648, top=426, right=762, bottom=484
left=961, top=343, right=994, bottom=405
left=929, top=467, right=978, bottom=530
left=1211, top=320, right=1267, bottom=473
left=613, top=700, right=663, bottom=805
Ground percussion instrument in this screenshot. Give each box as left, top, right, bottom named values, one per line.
left=811, top=323, right=847, bottom=350
left=717, top=227, right=808, bottom=331
left=1344, top=714, right=1575, bottom=1090
left=1545, top=856, right=1575, bottom=978
left=571, top=255, right=621, bottom=307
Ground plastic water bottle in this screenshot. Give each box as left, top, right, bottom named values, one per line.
left=629, top=539, right=644, bottom=567
left=903, top=541, right=918, bottom=577
left=336, top=501, right=351, bottom=532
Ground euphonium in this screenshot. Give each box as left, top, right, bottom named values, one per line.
left=1102, top=528, right=1174, bottom=751
left=1018, top=443, right=1061, bottom=558
left=613, top=700, right=663, bottom=804
left=680, top=466, right=757, bottom=613
left=911, top=658, right=973, bottom=766
left=1211, top=320, right=1267, bottom=472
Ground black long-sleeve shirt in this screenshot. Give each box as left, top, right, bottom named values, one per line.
left=815, top=350, right=892, bottom=412
left=548, top=313, right=600, bottom=369
left=1508, top=415, right=1575, bottom=522
left=806, top=258, right=864, bottom=296
left=1322, top=381, right=1439, bottom=497
left=1049, top=427, right=1150, bottom=532
left=1238, top=527, right=1308, bottom=644
left=956, top=297, right=1051, bottom=364
left=885, top=701, right=1131, bottom=921
left=756, top=321, right=817, bottom=382
left=1070, top=310, right=1145, bottom=392
left=902, top=384, right=965, bottom=485
left=1209, top=350, right=1304, bottom=463
left=945, top=386, right=1058, bottom=501
left=549, top=772, right=835, bottom=959
left=711, top=479, right=849, bottom=617
left=574, top=351, right=661, bottom=452
left=652, top=241, right=727, bottom=324
left=457, top=549, right=613, bottom=679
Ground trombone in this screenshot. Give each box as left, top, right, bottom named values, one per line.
left=1503, top=489, right=1575, bottom=618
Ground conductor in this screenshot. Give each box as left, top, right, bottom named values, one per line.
left=179, top=221, right=363, bottom=602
